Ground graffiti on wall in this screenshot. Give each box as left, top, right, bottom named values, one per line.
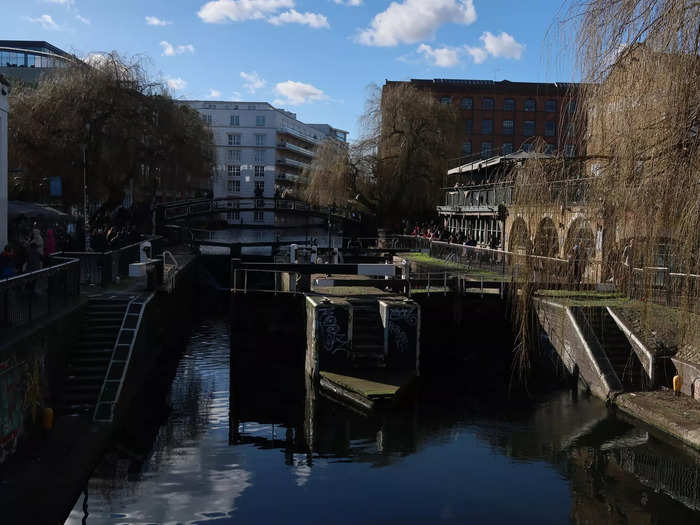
left=317, top=306, right=349, bottom=355
left=0, top=356, right=26, bottom=464
left=388, top=307, right=418, bottom=355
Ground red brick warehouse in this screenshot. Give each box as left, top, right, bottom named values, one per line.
left=384, top=78, right=579, bottom=162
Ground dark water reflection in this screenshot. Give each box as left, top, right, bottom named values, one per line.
left=67, top=317, right=700, bottom=524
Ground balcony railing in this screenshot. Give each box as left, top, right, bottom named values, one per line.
left=278, top=126, right=321, bottom=145
left=277, top=142, right=314, bottom=157
left=276, top=157, right=310, bottom=170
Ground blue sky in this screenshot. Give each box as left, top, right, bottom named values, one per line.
left=2, top=0, right=575, bottom=138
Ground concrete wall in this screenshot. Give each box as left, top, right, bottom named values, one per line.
left=0, top=79, right=8, bottom=250
left=305, top=296, right=352, bottom=383
left=379, top=298, right=420, bottom=373
left=536, top=300, right=622, bottom=400
left=0, top=302, right=85, bottom=463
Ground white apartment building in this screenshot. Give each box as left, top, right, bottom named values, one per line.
left=0, top=76, right=9, bottom=249
left=182, top=100, right=347, bottom=226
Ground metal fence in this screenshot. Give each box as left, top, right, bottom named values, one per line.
left=52, top=236, right=165, bottom=287
left=0, top=257, right=81, bottom=337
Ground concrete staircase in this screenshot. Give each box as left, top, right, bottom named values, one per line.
left=583, top=308, right=647, bottom=391
left=60, top=296, right=132, bottom=415
left=349, top=301, right=386, bottom=368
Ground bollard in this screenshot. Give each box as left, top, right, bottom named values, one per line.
left=673, top=375, right=683, bottom=397
left=42, top=407, right=54, bottom=430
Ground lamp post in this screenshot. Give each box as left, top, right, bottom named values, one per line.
left=80, top=143, right=89, bottom=250
left=327, top=201, right=336, bottom=263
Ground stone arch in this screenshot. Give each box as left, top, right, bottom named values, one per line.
left=565, top=217, right=595, bottom=259
left=508, top=217, right=530, bottom=253
left=534, top=217, right=560, bottom=258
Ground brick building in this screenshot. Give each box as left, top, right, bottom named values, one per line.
left=384, top=78, right=579, bottom=161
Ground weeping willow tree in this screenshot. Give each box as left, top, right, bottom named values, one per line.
left=510, top=0, right=699, bottom=380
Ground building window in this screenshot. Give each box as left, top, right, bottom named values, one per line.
left=524, top=99, right=536, bottom=112
left=254, top=165, right=265, bottom=177
left=227, top=180, right=240, bottom=193
left=440, top=97, right=451, bottom=105
left=465, top=119, right=473, bottom=134
left=248, top=104, right=256, bottom=110
left=482, top=97, right=494, bottom=110
left=523, top=121, right=535, bottom=137
left=545, top=99, right=557, bottom=112
left=254, top=149, right=265, bottom=163
left=522, top=143, right=534, bottom=152
left=228, top=149, right=241, bottom=162
left=230, top=115, right=240, bottom=126
left=203, top=114, right=212, bottom=125
left=255, top=180, right=265, bottom=194
left=564, top=144, right=575, bottom=157
left=502, top=120, right=514, bottom=135
left=481, top=119, right=493, bottom=134
left=502, top=142, right=513, bottom=155
left=256, top=115, right=265, bottom=126
left=544, top=143, right=556, bottom=154
left=462, top=141, right=472, bottom=155
left=503, top=98, right=515, bottom=111
left=227, top=165, right=241, bottom=177
left=460, top=97, right=473, bottom=109
left=544, top=121, right=556, bottom=137
left=228, top=134, right=241, bottom=146
left=255, top=134, right=265, bottom=146
left=254, top=211, right=264, bottom=222
left=481, top=142, right=493, bottom=158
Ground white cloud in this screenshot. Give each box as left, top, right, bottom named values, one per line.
left=75, top=15, right=90, bottom=25
left=356, top=0, right=476, bottom=47
left=464, top=45, right=487, bottom=64
left=167, top=77, right=187, bottom=90
left=274, top=80, right=327, bottom=105
left=45, top=0, right=74, bottom=6
left=27, top=14, right=61, bottom=30
left=240, top=71, right=266, bottom=93
left=417, top=44, right=459, bottom=67
left=198, top=0, right=294, bottom=23
left=333, top=0, right=362, bottom=5
left=480, top=31, right=524, bottom=59
left=232, top=91, right=242, bottom=99
left=208, top=89, right=222, bottom=98
left=146, top=16, right=172, bottom=26
left=268, top=9, right=329, bottom=28
left=160, top=41, right=195, bottom=56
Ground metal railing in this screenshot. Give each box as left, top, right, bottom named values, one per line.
left=0, top=257, right=81, bottom=338
left=53, top=236, right=164, bottom=287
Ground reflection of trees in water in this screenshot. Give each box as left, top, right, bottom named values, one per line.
left=149, top=356, right=215, bottom=470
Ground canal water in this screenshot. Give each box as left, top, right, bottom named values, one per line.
left=66, top=315, right=700, bottom=524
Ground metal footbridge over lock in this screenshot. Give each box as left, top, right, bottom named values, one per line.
left=155, top=197, right=364, bottom=226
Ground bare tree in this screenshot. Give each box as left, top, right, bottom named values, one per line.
left=8, top=53, right=212, bottom=217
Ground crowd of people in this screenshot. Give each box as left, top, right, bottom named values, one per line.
left=0, top=223, right=67, bottom=278
left=407, top=221, right=502, bottom=249
left=88, top=224, right=141, bottom=252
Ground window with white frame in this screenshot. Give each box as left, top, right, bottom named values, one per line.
left=502, top=120, right=514, bottom=135
left=230, top=115, right=240, bottom=126
left=227, top=180, right=241, bottom=193
left=228, top=149, right=241, bottom=162
left=227, top=165, right=241, bottom=177
left=503, top=98, right=515, bottom=111
left=256, top=115, right=265, bottom=126
left=228, top=134, right=241, bottom=146
left=254, top=211, right=264, bottom=222
left=255, top=181, right=264, bottom=193
left=254, top=165, right=265, bottom=177
left=544, top=121, right=556, bottom=137
left=523, top=121, right=535, bottom=137
left=460, top=97, right=473, bottom=109
left=524, top=99, right=536, bottom=112
left=255, top=134, right=265, bottom=146
left=482, top=97, right=494, bottom=110
left=254, top=149, right=265, bottom=163
left=226, top=202, right=240, bottom=221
